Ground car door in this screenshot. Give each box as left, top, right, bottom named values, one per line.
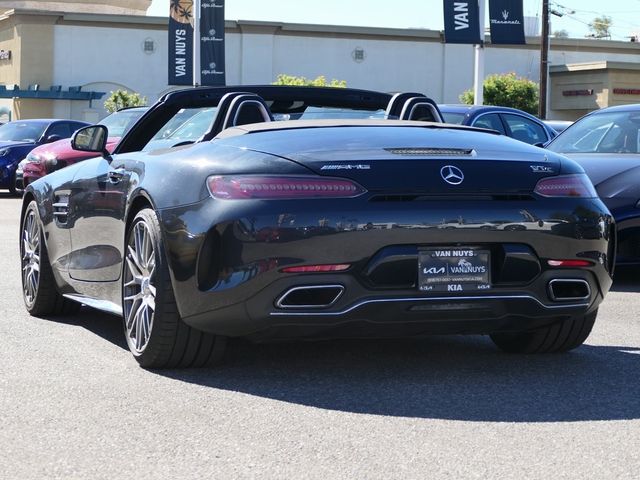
left=66, top=154, right=130, bottom=282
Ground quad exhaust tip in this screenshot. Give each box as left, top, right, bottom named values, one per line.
left=548, top=279, right=591, bottom=301
left=276, top=285, right=344, bottom=309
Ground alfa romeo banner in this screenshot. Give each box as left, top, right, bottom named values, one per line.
left=488, top=0, right=526, bottom=44
left=168, top=0, right=226, bottom=86
left=168, top=0, right=194, bottom=85
left=200, top=0, right=226, bottom=86
left=443, top=1, right=482, bottom=44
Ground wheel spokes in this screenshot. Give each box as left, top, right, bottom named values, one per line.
left=123, top=219, right=157, bottom=354
left=21, top=211, right=41, bottom=306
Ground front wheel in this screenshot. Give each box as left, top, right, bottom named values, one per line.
left=21, top=201, right=79, bottom=315
left=490, top=310, right=597, bottom=354
left=122, top=208, right=226, bottom=368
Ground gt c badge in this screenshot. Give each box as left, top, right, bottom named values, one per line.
left=440, top=165, right=464, bottom=185
left=530, top=165, right=555, bottom=173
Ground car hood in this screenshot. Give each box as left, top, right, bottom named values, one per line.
left=0, top=140, right=36, bottom=149
left=561, top=153, right=640, bottom=199
left=28, top=137, right=120, bottom=161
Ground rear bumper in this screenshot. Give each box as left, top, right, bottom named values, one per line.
left=180, top=268, right=603, bottom=339
left=159, top=195, right=614, bottom=338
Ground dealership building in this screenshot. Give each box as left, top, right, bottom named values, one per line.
left=0, top=0, right=640, bottom=122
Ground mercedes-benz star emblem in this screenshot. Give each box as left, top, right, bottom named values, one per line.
left=440, top=165, right=464, bottom=185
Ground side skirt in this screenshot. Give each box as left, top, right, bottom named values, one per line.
left=63, top=294, right=123, bottom=317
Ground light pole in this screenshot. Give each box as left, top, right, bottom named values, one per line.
left=473, top=0, right=486, bottom=105
left=539, top=0, right=549, bottom=119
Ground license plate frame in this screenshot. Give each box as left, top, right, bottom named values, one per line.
left=418, top=247, right=491, bottom=293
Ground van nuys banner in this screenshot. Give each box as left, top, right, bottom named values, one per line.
left=443, top=1, right=482, bottom=44
left=168, top=0, right=194, bottom=85
left=168, top=0, right=226, bottom=85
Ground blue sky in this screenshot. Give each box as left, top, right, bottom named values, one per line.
left=148, top=0, right=640, bottom=40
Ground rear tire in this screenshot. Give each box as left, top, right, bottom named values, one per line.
left=490, top=310, right=597, bottom=353
left=122, top=208, right=226, bottom=368
left=13, top=174, right=25, bottom=196
left=21, top=201, right=80, bottom=316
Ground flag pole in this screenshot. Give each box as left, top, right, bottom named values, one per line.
left=473, top=0, right=486, bottom=105
left=193, top=0, right=201, bottom=86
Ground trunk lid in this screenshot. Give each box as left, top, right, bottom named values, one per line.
left=232, top=125, right=562, bottom=194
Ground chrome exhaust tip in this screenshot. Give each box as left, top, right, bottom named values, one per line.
left=548, top=279, right=591, bottom=301
left=276, top=285, right=344, bottom=309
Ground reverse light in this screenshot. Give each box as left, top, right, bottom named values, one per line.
left=534, top=174, right=597, bottom=198
left=548, top=259, right=593, bottom=267
left=207, top=175, right=366, bottom=200
left=281, top=264, right=351, bottom=273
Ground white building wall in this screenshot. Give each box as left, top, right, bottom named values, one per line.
left=52, top=24, right=167, bottom=120
left=272, top=35, right=446, bottom=95
left=45, top=18, right=640, bottom=121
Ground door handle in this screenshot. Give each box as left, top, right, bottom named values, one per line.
left=108, top=168, right=125, bottom=184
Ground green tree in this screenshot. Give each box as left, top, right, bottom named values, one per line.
left=459, top=72, right=539, bottom=114
left=588, top=15, right=612, bottom=39
left=104, top=89, right=147, bottom=113
left=273, top=74, right=347, bottom=88
left=553, top=29, right=569, bottom=38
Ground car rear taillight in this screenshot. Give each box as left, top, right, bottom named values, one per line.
left=281, top=264, right=351, bottom=273
left=534, top=174, right=597, bottom=198
left=548, top=259, right=593, bottom=267
left=207, top=176, right=366, bottom=200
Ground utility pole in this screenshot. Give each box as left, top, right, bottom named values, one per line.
left=539, top=0, right=550, bottom=119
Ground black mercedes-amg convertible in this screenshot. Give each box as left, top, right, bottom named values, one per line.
left=20, top=86, right=614, bottom=368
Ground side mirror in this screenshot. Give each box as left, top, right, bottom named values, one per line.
left=71, top=125, right=109, bottom=158
left=44, top=134, right=62, bottom=144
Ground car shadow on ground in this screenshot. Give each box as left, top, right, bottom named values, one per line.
left=0, top=192, right=21, bottom=199
left=39, top=308, right=128, bottom=350
left=58, top=280, right=640, bottom=424
left=157, top=336, right=640, bottom=423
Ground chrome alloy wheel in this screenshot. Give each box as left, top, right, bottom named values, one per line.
left=123, top=220, right=157, bottom=354
left=21, top=209, right=41, bottom=307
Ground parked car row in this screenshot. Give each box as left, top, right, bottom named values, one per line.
left=0, top=119, right=90, bottom=194
left=17, top=85, right=615, bottom=368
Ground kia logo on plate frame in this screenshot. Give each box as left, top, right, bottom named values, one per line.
left=440, top=165, right=464, bottom=185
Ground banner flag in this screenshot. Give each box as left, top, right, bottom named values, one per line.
left=199, top=0, right=226, bottom=86
left=443, top=1, right=482, bottom=44
left=488, top=0, right=526, bottom=44
left=168, top=0, right=194, bottom=85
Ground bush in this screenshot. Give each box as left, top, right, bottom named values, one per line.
left=273, top=74, right=346, bottom=88
left=460, top=73, right=539, bottom=114
left=104, top=89, right=147, bottom=113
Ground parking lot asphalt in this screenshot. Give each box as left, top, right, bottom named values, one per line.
left=1, top=192, right=639, bottom=479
